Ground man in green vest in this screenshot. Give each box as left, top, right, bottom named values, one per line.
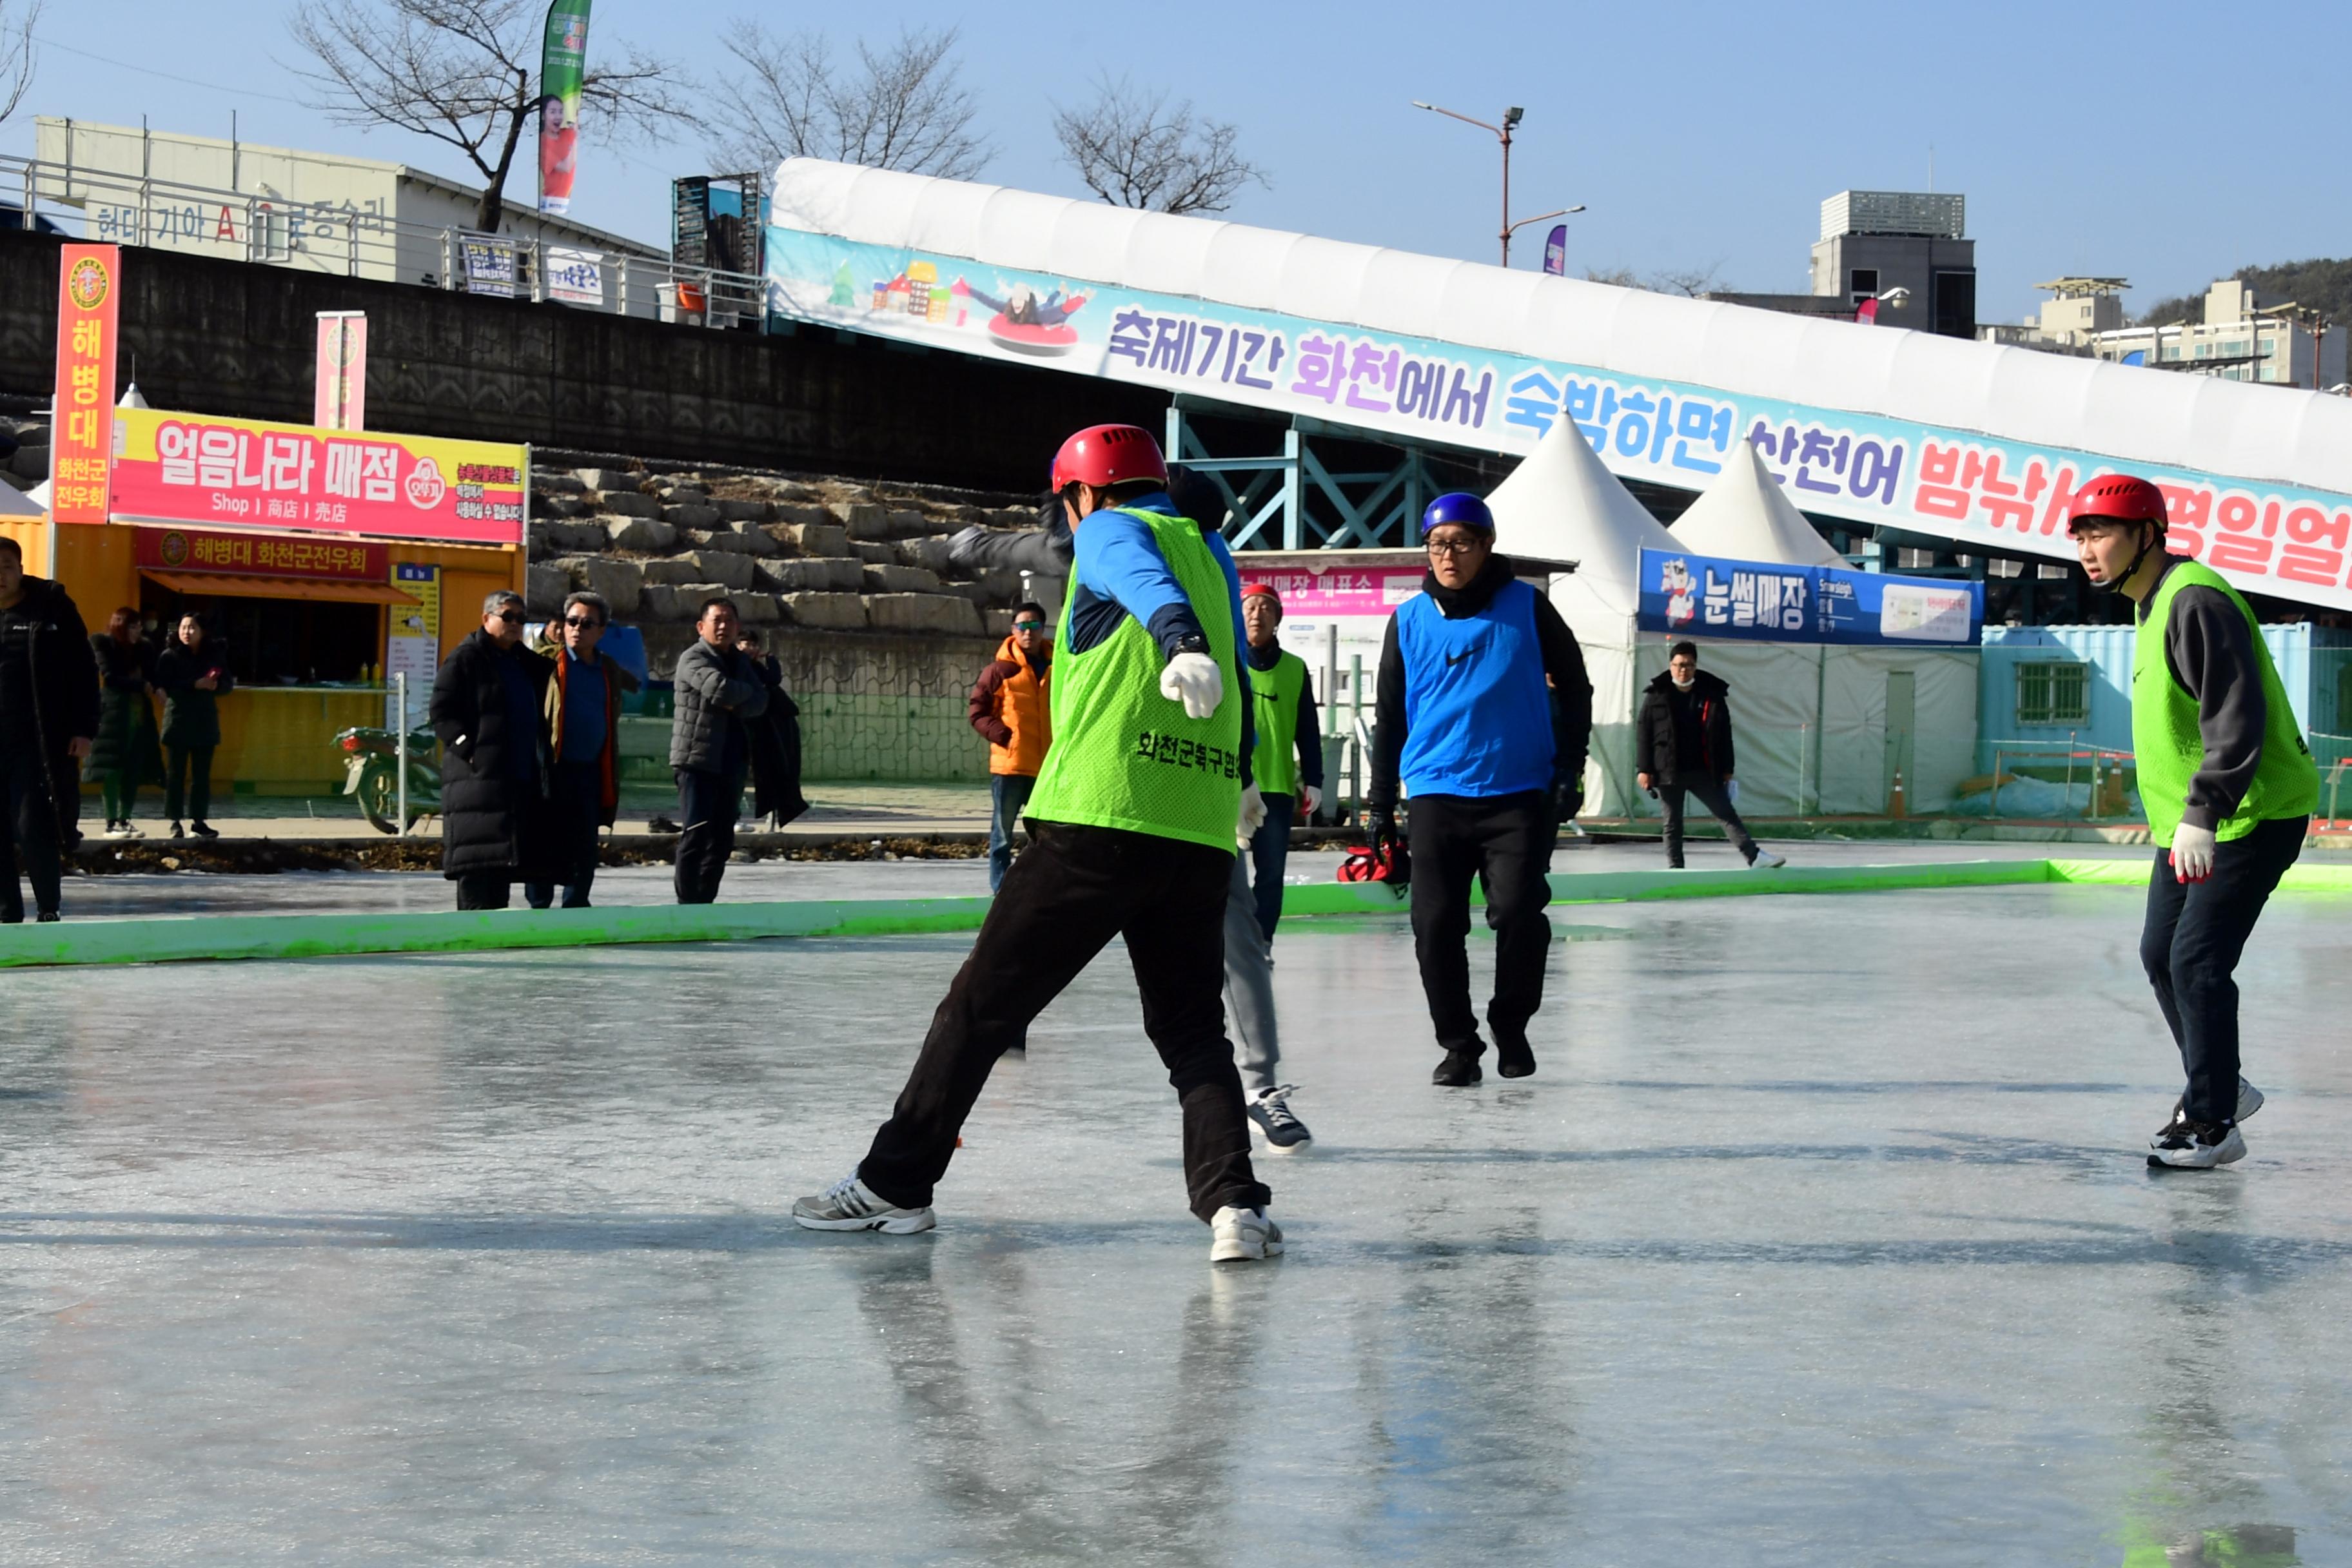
left=1239, top=582, right=1324, bottom=943
left=793, top=425, right=1284, bottom=1260
left=2068, top=475, right=2318, bottom=1170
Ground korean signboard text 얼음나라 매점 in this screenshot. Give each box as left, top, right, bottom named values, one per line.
left=107, top=407, right=526, bottom=547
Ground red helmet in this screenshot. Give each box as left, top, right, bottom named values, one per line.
left=2066, top=474, right=2168, bottom=529
left=1050, top=424, right=1168, bottom=491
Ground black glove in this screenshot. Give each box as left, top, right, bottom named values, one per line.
left=1548, top=771, right=1585, bottom=828
left=1366, top=806, right=1397, bottom=863
left=1646, top=787, right=1660, bottom=801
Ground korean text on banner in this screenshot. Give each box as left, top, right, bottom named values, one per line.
left=137, top=526, right=388, bottom=581
left=545, top=247, right=604, bottom=306
left=52, top=243, right=121, bottom=525
left=1636, top=546, right=1983, bottom=647
left=538, top=0, right=591, bottom=216
left=314, top=312, right=368, bottom=431
left=109, top=407, right=527, bottom=547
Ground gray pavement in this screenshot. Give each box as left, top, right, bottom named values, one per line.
left=4, top=875, right=2349, bottom=1563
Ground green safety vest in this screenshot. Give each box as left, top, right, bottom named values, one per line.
left=1026, top=507, right=1245, bottom=851
left=1248, top=647, right=1309, bottom=798
left=2132, top=559, right=2318, bottom=847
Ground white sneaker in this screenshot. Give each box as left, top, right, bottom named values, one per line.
left=1246, top=1085, right=1313, bottom=1152
left=791, top=1173, right=936, bottom=1233
left=1750, top=850, right=1786, bottom=869
left=2148, top=1119, right=2248, bottom=1170
left=1209, top=1204, right=1284, bottom=1262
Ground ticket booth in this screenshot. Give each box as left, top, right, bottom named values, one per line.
left=0, top=406, right=526, bottom=799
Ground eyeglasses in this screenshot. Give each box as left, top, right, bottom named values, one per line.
left=1425, top=536, right=1486, bottom=558
left=563, top=615, right=602, bottom=628
left=493, top=609, right=524, bottom=623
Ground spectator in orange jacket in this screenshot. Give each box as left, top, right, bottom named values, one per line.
left=968, top=600, right=1052, bottom=892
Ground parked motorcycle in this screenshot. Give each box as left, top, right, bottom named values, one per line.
left=336, top=724, right=440, bottom=834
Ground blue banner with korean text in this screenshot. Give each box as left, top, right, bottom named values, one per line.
left=1636, top=547, right=1983, bottom=647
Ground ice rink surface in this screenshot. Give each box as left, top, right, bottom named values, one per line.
left=4, top=853, right=2349, bottom=1564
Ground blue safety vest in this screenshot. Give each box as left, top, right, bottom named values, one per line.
left=1395, top=578, right=1555, bottom=799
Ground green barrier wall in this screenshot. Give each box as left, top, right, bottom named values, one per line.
left=5, top=858, right=2346, bottom=970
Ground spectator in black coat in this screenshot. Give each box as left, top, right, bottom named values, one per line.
left=86, top=607, right=161, bottom=838
left=0, top=537, right=99, bottom=921
left=1636, top=641, right=1785, bottom=871
left=668, top=597, right=769, bottom=903
left=736, top=628, right=808, bottom=832
left=431, top=590, right=557, bottom=910
left=155, top=611, right=233, bottom=840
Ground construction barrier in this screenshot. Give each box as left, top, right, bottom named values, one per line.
left=3, top=859, right=2347, bottom=971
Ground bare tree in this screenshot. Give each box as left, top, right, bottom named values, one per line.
left=1649, top=262, right=1724, bottom=297
left=286, top=0, right=696, bottom=233
left=0, top=1, right=39, bottom=126
left=1582, top=266, right=1639, bottom=288
left=1052, top=77, right=1266, bottom=215
left=709, top=23, right=989, bottom=180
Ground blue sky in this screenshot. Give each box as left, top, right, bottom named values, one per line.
left=15, top=0, right=2351, bottom=324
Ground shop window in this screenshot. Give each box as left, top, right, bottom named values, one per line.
left=140, top=580, right=378, bottom=685
left=2016, top=662, right=2090, bottom=725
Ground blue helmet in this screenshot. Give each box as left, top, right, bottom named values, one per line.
left=1420, top=491, right=1494, bottom=538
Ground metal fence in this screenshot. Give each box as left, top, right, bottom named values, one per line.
left=5, top=153, right=770, bottom=329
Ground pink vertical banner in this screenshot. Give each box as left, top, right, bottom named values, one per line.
left=314, top=311, right=368, bottom=431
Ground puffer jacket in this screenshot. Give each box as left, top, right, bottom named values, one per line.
left=155, top=640, right=235, bottom=750
left=1636, top=667, right=1737, bottom=785
left=85, top=633, right=162, bottom=783
left=669, top=637, right=769, bottom=774
left=968, top=634, right=1050, bottom=776
left=430, top=628, right=557, bottom=879
left=0, top=574, right=99, bottom=839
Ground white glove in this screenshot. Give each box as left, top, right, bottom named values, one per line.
left=1159, top=651, right=1224, bottom=719
left=1236, top=783, right=1267, bottom=845
left=2170, top=822, right=2217, bottom=883
left=1300, top=783, right=1324, bottom=816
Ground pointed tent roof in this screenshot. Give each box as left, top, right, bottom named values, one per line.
left=1485, top=416, right=1680, bottom=618
left=1667, top=439, right=1845, bottom=568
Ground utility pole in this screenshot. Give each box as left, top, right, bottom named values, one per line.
left=1411, top=101, right=1581, bottom=268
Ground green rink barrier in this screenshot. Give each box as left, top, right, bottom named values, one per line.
left=3, top=857, right=2344, bottom=971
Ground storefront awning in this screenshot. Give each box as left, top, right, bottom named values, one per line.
left=141, top=571, right=421, bottom=606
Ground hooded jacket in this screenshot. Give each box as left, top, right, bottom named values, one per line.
left=430, top=627, right=557, bottom=879
left=0, top=573, right=100, bottom=836
left=1637, top=667, right=1736, bottom=785
left=968, top=632, right=1051, bottom=776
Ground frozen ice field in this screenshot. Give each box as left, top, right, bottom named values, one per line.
left=3, top=848, right=2348, bottom=1565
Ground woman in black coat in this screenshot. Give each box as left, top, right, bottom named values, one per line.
left=429, top=596, right=558, bottom=910
left=154, top=611, right=233, bottom=839
left=86, top=607, right=162, bottom=837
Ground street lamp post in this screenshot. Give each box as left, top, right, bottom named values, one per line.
left=1411, top=100, right=1581, bottom=268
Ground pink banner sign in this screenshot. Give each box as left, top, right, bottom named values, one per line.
left=1240, top=567, right=1426, bottom=618
left=314, top=312, right=367, bottom=430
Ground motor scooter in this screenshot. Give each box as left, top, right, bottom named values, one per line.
left=335, top=724, right=440, bottom=834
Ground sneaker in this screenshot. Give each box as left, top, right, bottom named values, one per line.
left=790, top=1173, right=936, bottom=1233
left=118, top=823, right=143, bottom=839
left=1431, top=1048, right=1484, bottom=1088
left=2168, top=1078, right=2264, bottom=1127
left=1751, top=850, right=1787, bottom=869
left=191, top=821, right=219, bottom=840
left=2148, top=1119, right=2247, bottom=1170
left=1248, top=1086, right=1313, bottom=1152
left=169, top=821, right=184, bottom=840
left=1493, top=1023, right=1536, bottom=1079
left=103, top=821, right=128, bottom=839
left=1209, top=1204, right=1284, bottom=1262
left=36, top=910, right=60, bottom=923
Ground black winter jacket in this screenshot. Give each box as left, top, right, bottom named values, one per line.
left=1637, top=669, right=1737, bottom=785
left=86, top=633, right=162, bottom=782
left=669, top=638, right=769, bottom=773
left=0, top=575, right=100, bottom=838
left=155, top=642, right=235, bottom=750
left=430, top=629, right=556, bottom=879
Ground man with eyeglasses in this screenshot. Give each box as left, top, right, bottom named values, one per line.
left=525, top=591, right=637, bottom=910
left=431, top=589, right=557, bottom=910
left=1367, top=493, right=1592, bottom=1087
left=968, top=600, right=1053, bottom=892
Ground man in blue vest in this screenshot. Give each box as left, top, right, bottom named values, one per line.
left=1367, top=493, right=1592, bottom=1086
left=2068, top=475, right=2317, bottom=1169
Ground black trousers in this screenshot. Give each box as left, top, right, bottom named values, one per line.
left=859, top=821, right=1269, bottom=1223
left=0, top=741, right=64, bottom=919
left=674, top=765, right=743, bottom=905
left=525, top=760, right=603, bottom=909
left=164, top=743, right=213, bottom=823
left=2141, top=815, right=2306, bottom=1124
left=455, top=870, right=513, bottom=910
left=1658, top=776, right=1759, bottom=867
left=1407, top=790, right=1556, bottom=1055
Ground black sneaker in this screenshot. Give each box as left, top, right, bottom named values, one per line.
left=1431, top=1049, right=1484, bottom=1088
left=191, top=821, right=219, bottom=839
left=169, top=821, right=184, bottom=840
left=35, top=910, right=60, bottom=923
left=1247, top=1085, right=1313, bottom=1152
left=2148, top=1117, right=2246, bottom=1170
left=1493, top=1023, right=1536, bottom=1079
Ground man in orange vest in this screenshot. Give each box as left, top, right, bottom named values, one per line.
left=968, top=600, right=1052, bottom=891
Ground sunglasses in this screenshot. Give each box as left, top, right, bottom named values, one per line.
left=563, top=614, right=602, bottom=628
left=493, top=609, right=524, bottom=623
left=1012, top=620, right=1044, bottom=631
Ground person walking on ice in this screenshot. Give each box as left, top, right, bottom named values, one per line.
left=794, top=425, right=1284, bottom=1261
left=2068, top=475, right=2318, bottom=1170
left=1635, top=640, right=1785, bottom=870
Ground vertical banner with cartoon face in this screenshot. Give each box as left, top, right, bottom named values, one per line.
left=52, top=243, right=121, bottom=525
left=314, top=311, right=368, bottom=431
left=537, top=0, right=591, bottom=215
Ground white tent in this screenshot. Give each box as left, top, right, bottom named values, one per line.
left=1667, top=440, right=1846, bottom=568
left=1488, top=422, right=1977, bottom=821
